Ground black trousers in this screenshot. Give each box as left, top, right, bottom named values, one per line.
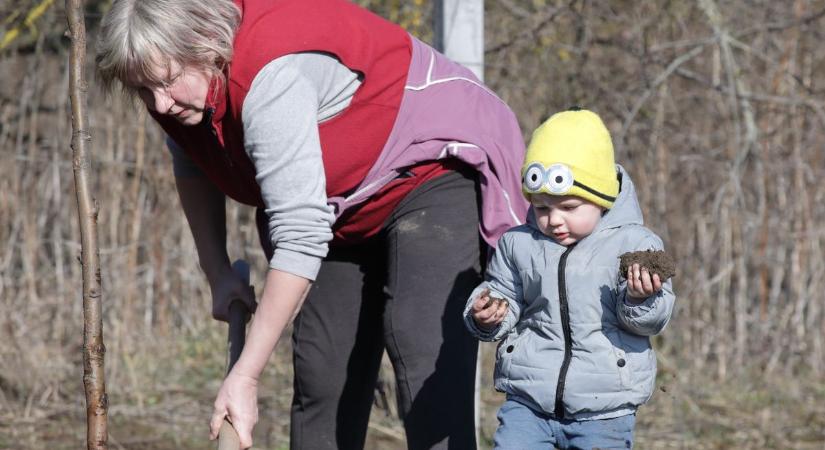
left=261, top=170, right=482, bottom=449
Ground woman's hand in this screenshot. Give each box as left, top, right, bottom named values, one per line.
left=206, top=269, right=310, bottom=448
left=209, top=371, right=259, bottom=449
left=626, top=263, right=662, bottom=303
left=205, top=269, right=310, bottom=449
left=471, top=289, right=509, bottom=331
left=208, top=265, right=257, bottom=321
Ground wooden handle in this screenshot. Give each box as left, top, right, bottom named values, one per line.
left=217, top=260, right=252, bottom=449
left=217, top=419, right=242, bottom=450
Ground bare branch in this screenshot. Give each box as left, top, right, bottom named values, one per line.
left=66, top=0, right=108, bottom=448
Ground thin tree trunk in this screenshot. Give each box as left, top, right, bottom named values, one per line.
left=66, top=0, right=108, bottom=448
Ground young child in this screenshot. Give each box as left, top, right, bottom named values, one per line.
left=464, top=108, right=676, bottom=449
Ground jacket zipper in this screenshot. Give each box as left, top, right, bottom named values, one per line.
left=554, top=243, right=576, bottom=418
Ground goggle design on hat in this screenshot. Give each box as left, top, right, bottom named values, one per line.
left=522, top=162, right=616, bottom=202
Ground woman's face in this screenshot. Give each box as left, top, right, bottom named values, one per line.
left=127, top=60, right=212, bottom=126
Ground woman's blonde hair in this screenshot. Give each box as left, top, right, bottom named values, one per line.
left=96, top=0, right=241, bottom=95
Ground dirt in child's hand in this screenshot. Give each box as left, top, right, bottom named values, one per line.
left=619, top=250, right=676, bottom=280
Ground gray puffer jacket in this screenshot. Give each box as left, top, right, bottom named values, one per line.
left=464, top=165, right=675, bottom=420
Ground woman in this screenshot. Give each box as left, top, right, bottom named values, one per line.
left=97, top=0, right=527, bottom=448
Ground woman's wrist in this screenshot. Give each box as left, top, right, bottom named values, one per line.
left=228, top=365, right=262, bottom=383
left=228, top=270, right=311, bottom=382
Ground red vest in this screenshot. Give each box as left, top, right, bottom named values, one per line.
left=152, top=0, right=412, bottom=210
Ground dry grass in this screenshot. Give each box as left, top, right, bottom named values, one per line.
left=2, top=339, right=824, bottom=449
left=2, top=0, right=825, bottom=448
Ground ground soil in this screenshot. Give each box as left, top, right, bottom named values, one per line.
left=619, top=250, right=677, bottom=280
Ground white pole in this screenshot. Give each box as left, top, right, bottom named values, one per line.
left=434, top=0, right=486, bottom=444
left=434, top=0, right=485, bottom=81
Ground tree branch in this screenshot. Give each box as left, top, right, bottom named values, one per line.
left=66, top=0, right=108, bottom=448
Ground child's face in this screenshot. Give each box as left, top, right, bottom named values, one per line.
left=531, top=194, right=604, bottom=246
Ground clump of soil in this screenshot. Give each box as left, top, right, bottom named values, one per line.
left=619, top=250, right=676, bottom=280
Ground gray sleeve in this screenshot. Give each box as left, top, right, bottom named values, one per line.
left=462, top=234, right=522, bottom=341
left=484, top=235, right=524, bottom=302
left=166, top=136, right=204, bottom=178
left=242, top=56, right=355, bottom=280
left=616, top=233, right=676, bottom=336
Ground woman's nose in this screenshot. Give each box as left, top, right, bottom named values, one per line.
left=137, top=87, right=173, bottom=113
left=151, top=89, right=174, bottom=114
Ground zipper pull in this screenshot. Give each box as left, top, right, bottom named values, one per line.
left=202, top=107, right=217, bottom=135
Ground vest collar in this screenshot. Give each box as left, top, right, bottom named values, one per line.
left=202, top=71, right=228, bottom=129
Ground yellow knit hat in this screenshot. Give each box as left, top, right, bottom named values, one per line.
left=521, top=108, right=619, bottom=209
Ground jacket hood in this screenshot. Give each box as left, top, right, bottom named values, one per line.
left=526, top=164, right=644, bottom=234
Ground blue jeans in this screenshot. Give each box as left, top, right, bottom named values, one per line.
left=493, top=399, right=636, bottom=450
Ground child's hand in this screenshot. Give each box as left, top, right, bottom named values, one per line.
left=471, top=288, right=509, bottom=331
left=626, top=263, right=662, bottom=303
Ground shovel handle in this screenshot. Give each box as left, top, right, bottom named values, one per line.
left=217, top=419, right=242, bottom=450
left=218, top=260, right=251, bottom=450
left=226, top=299, right=249, bottom=372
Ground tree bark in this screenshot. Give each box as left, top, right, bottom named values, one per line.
left=66, top=0, right=108, bottom=448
